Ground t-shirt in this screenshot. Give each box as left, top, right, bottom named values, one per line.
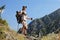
left=21, top=10, right=26, bottom=14
left=22, top=15, right=28, bottom=21
left=21, top=10, right=28, bottom=21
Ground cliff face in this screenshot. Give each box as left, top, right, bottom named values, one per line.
left=27, top=9, right=60, bottom=37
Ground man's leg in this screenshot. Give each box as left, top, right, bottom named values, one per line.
left=22, top=26, right=24, bottom=34
left=24, top=21, right=28, bottom=35
left=22, top=21, right=28, bottom=35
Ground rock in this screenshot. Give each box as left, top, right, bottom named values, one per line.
left=27, top=8, right=60, bottom=37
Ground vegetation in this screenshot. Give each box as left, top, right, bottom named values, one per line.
left=0, top=18, right=8, bottom=26
left=0, top=18, right=26, bottom=40
left=41, top=32, right=60, bottom=40
left=0, top=25, right=26, bottom=40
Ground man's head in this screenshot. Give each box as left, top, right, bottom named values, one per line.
left=22, top=6, right=27, bottom=11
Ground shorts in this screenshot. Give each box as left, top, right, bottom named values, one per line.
left=22, top=21, right=28, bottom=29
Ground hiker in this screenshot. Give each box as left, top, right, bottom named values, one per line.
left=16, top=6, right=33, bottom=35
left=21, top=6, right=33, bottom=35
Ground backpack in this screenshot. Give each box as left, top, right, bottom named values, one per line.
left=16, top=11, right=23, bottom=24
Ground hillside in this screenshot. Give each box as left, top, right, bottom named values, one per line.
left=0, top=19, right=26, bottom=40
left=27, top=8, right=60, bottom=37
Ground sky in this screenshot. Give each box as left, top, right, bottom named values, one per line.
left=0, top=0, right=60, bottom=31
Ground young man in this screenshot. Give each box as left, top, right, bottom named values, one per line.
left=21, top=6, right=33, bottom=35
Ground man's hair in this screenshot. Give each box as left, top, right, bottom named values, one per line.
left=22, top=6, right=27, bottom=10
left=23, top=6, right=27, bottom=8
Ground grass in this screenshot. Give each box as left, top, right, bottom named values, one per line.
left=41, top=32, right=60, bottom=40
left=0, top=25, right=26, bottom=40
left=0, top=19, right=8, bottom=26
left=0, top=19, right=25, bottom=40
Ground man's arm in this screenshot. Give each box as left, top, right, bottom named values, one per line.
left=26, top=16, right=33, bottom=20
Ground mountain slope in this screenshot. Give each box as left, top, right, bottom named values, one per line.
left=0, top=19, right=25, bottom=40
left=27, top=8, right=60, bottom=37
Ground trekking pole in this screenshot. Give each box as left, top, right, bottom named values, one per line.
left=17, top=23, right=19, bottom=31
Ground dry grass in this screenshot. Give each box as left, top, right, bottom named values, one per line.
left=0, top=25, right=25, bottom=40
left=40, top=32, right=60, bottom=40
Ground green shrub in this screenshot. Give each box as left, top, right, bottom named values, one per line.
left=0, top=19, right=8, bottom=26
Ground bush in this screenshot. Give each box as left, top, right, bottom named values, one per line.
left=0, top=19, right=8, bottom=26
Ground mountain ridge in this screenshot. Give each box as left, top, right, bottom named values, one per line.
left=27, top=8, right=60, bottom=37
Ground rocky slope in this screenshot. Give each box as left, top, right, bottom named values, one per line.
left=27, top=8, right=60, bottom=37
